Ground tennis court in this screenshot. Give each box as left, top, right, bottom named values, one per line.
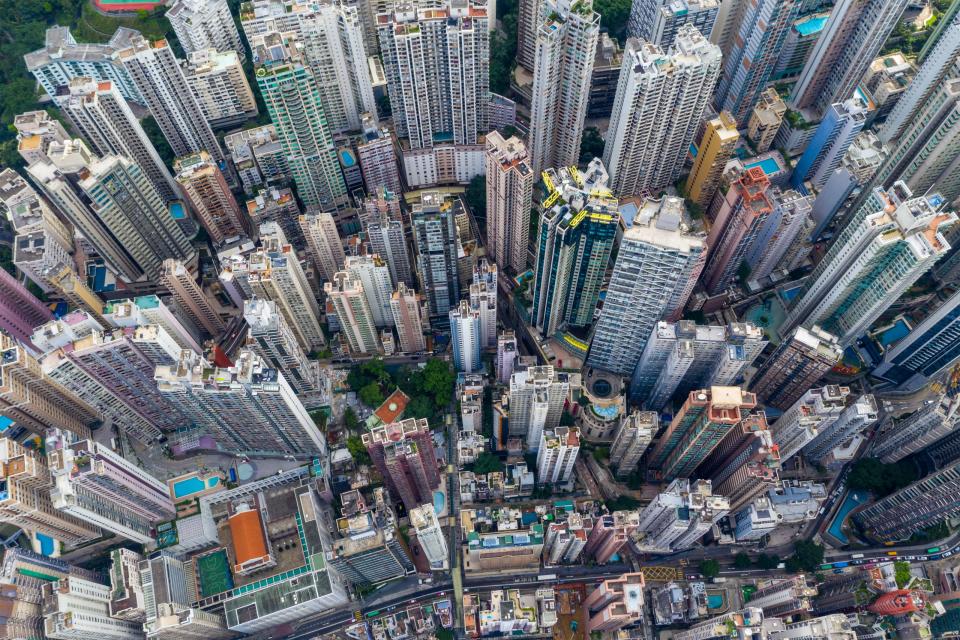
left=196, top=549, right=234, bottom=597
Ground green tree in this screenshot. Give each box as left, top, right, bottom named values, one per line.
left=465, top=174, right=486, bottom=219
left=359, top=382, right=385, bottom=408
left=473, top=451, right=504, bottom=474
left=579, top=127, right=605, bottom=163
left=559, top=410, right=576, bottom=427
left=343, top=406, right=359, bottom=432
left=848, top=457, right=918, bottom=497
left=346, top=435, right=371, bottom=466
left=787, top=540, right=824, bottom=573
left=605, top=496, right=640, bottom=511
left=699, top=559, right=721, bottom=579
left=420, top=358, right=456, bottom=409
left=755, top=553, right=781, bottom=570
left=593, top=0, right=631, bottom=40
left=141, top=116, right=175, bottom=167
left=592, top=447, right=609, bottom=462
left=733, top=553, right=752, bottom=570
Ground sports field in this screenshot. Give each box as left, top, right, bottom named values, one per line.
left=196, top=549, right=234, bottom=597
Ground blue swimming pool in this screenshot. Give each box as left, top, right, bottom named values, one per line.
left=433, top=490, right=445, bottom=515
left=173, top=476, right=205, bottom=498
left=339, top=149, right=357, bottom=167
left=169, top=202, right=186, bottom=220
left=707, top=594, right=724, bottom=609
left=781, top=286, right=802, bottom=302
left=795, top=14, right=827, bottom=36
left=745, top=157, right=782, bottom=175
left=0, top=417, right=11, bottom=432
left=878, top=319, right=910, bottom=347
left=827, top=490, right=869, bottom=544
left=37, top=533, right=55, bottom=556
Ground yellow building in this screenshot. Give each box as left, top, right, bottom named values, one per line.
left=686, top=112, right=739, bottom=209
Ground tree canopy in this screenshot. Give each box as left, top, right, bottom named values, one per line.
left=785, top=540, right=824, bottom=573
left=593, top=0, right=631, bottom=41
left=848, top=458, right=918, bottom=498
left=472, top=451, right=504, bottom=475
left=699, top=559, right=720, bottom=579
left=346, top=435, right=371, bottom=466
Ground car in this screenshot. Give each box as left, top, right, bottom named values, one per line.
left=944, top=551, right=954, bottom=557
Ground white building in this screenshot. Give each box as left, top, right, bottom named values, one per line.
left=325, top=271, right=383, bottom=354
left=636, top=479, right=729, bottom=551
left=509, top=366, right=570, bottom=451
left=244, top=298, right=320, bottom=396
left=767, top=481, right=826, bottom=524
left=470, top=260, right=497, bottom=349
left=496, top=331, right=518, bottom=385
left=377, top=0, right=489, bottom=148
left=182, top=49, right=258, bottom=128
left=528, top=0, right=600, bottom=175
left=748, top=189, right=814, bottom=282
left=115, top=33, right=224, bottom=163
left=772, top=386, right=850, bottom=462
left=409, top=504, right=448, bottom=570
left=55, top=77, right=179, bottom=202
left=390, top=283, right=426, bottom=353
left=357, top=115, right=402, bottom=194
left=873, top=394, right=960, bottom=463
left=365, top=191, right=413, bottom=287
left=732, top=496, right=781, bottom=542
left=603, top=27, right=721, bottom=196
left=249, top=223, right=326, bottom=351
left=770, top=614, right=856, bottom=639
left=537, top=427, right=581, bottom=485
left=103, top=295, right=203, bottom=354
left=587, top=197, right=707, bottom=379
left=803, top=394, right=879, bottom=463
left=168, top=0, right=245, bottom=61
left=450, top=300, right=482, bottom=374
left=485, top=132, right=534, bottom=274
left=42, top=577, right=143, bottom=640
left=345, top=255, right=394, bottom=328
left=674, top=607, right=780, bottom=640
left=609, top=411, right=656, bottom=478
left=240, top=0, right=376, bottom=133
left=300, top=211, right=346, bottom=283
left=792, top=98, right=868, bottom=190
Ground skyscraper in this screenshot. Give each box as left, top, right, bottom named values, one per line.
left=46, top=264, right=109, bottom=327
left=363, top=419, right=440, bottom=511
left=647, top=386, right=758, bottom=481
left=0, top=334, right=98, bottom=440
left=853, top=459, right=960, bottom=542
left=791, top=98, right=868, bottom=190
left=412, top=193, right=461, bottom=321
left=174, top=151, right=249, bottom=244
left=41, top=576, right=144, bottom=640
left=628, top=0, right=719, bottom=48
left=583, top=510, right=640, bottom=563
left=747, top=88, right=787, bottom=153
left=300, top=211, right=346, bottom=284
left=47, top=437, right=175, bottom=544
left=771, top=385, right=851, bottom=462
left=583, top=573, right=645, bottom=633
left=0, top=437, right=101, bottom=546
left=240, top=0, right=377, bottom=133
left=874, top=289, right=960, bottom=391
left=365, top=194, right=413, bottom=287
left=747, top=189, right=815, bottom=282
left=532, top=160, right=618, bottom=336
left=882, top=11, right=960, bottom=143
left=702, top=167, right=774, bottom=294
left=636, top=479, right=729, bottom=551
left=537, top=427, right=581, bottom=484
left=450, top=300, right=482, bottom=374
left=790, top=0, right=908, bottom=115
left=873, top=394, right=960, bottom=463
left=0, top=268, right=52, bottom=346
left=587, top=196, right=706, bottom=377
left=528, top=0, right=600, bottom=175
left=159, top=258, right=225, bottom=337
left=357, top=116, right=402, bottom=195
left=156, top=350, right=327, bottom=456
left=696, top=413, right=780, bottom=511
left=609, top=411, right=657, bottom=478
left=25, top=26, right=143, bottom=104
left=168, top=0, right=245, bottom=61
left=470, top=260, right=497, bottom=349
left=496, top=330, right=518, bottom=384
left=603, top=27, right=722, bottom=196
left=244, top=298, right=320, bottom=396
left=409, top=503, right=448, bottom=570
left=344, top=255, right=394, bottom=328
left=55, top=77, right=178, bottom=202
left=714, top=0, right=799, bottom=124
left=509, top=366, right=570, bottom=450
left=485, top=132, right=534, bottom=274
left=750, top=326, right=842, bottom=410
left=687, top=111, right=740, bottom=208
left=28, top=140, right=196, bottom=282
left=390, top=283, right=426, bottom=354
left=802, top=394, right=878, bottom=463
left=784, top=185, right=956, bottom=345
left=116, top=33, right=223, bottom=163
left=377, top=0, right=489, bottom=148
left=250, top=32, right=346, bottom=209
left=872, top=78, right=960, bottom=203
left=248, top=223, right=326, bottom=351
left=325, top=270, right=383, bottom=355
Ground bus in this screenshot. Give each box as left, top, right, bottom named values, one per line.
left=833, top=561, right=849, bottom=568
left=819, top=563, right=833, bottom=570
left=537, top=574, right=558, bottom=581
left=927, top=547, right=942, bottom=554
left=851, top=554, right=865, bottom=559
left=365, top=610, right=380, bottom=618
